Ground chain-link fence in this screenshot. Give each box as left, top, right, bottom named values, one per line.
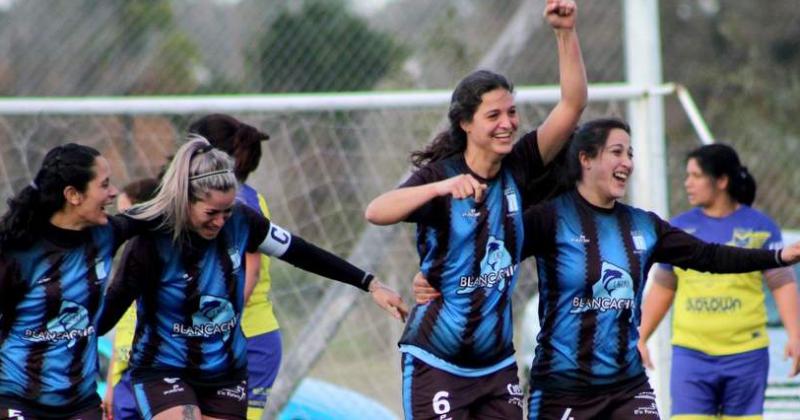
left=0, top=0, right=624, bottom=96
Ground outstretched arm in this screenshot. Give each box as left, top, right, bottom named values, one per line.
left=637, top=268, right=677, bottom=369
left=652, top=216, right=800, bottom=272
left=255, top=221, right=409, bottom=321
left=365, top=174, right=487, bottom=225
left=97, top=240, right=153, bottom=335
left=768, top=267, right=800, bottom=377
left=537, top=0, right=588, bottom=164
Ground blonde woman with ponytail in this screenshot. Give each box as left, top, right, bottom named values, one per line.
left=98, top=137, right=408, bottom=420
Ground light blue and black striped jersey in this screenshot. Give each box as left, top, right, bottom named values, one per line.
left=398, top=130, right=546, bottom=375
left=99, top=203, right=377, bottom=384
left=107, top=204, right=268, bottom=384
left=521, top=190, right=786, bottom=393
left=0, top=216, right=145, bottom=412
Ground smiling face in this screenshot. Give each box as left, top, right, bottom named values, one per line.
left=581, top=128, right=633, bottom=205
left=188, top=188, right=237, bottom=239
left=71, top=156, right=118, bottom=226
left=461, top=88, right=519, bottom=158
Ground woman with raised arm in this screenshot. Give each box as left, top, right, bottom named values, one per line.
left=364, top=1, right=586, bottom=418
left=415, top=118, right=800, bottom=419
left=98, top=137, right=407, bottom=420
left=638, top=144, right=800, bottom=419
left=0, top=144, right=154, bottom=419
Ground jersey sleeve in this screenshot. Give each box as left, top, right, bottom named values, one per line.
left=506, top=130, right=558, bottom=207
left=763, top=216, right=784, bottom=250
left=97, top=236, right=159, bottom=335
left=521, top=202, right=557, bottom=260
left=650, top=213, right=785, bottom=273
left=398, top=164, right=448, bottom=225
left=508, top=129, right=545, bottom=180
left=242, top=204, right=270, bottom=253
left=108, top=214, right=160, bottom=251
left=246, top=206, right=373, bottom=291
left=656, top=215, right=682, bottom=273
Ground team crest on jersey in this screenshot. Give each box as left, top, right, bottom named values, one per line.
left=570, top=261, right=634, bottom=317
left=504, top=188, right=519, bottom=214
left=172, top=295, right=237, bottom=341
left=227, top=247, right=241, bottom=271
left=727, top=229, right=770, bottom=249
left=93, top=255, right=108, bottom=280
left=23, top=300, right=94, bottom=348
left=631, top=230, right=647, bottom=253
left=457, top=236, right=517, bottom=294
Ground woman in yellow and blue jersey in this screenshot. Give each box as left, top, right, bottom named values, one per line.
left=639, top=144, right=800, bottom=419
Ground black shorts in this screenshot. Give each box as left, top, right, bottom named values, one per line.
left=401, top=353, right=524, bottom=420
left=132, top=376, right=247, bottom=420
left=528, top=380, right=660, bottom=420
left=0, top=395, right=102, bottom=420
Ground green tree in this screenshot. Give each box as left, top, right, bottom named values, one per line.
left=254, top=0, right=405, bottom=92
left=0, top=0, right=200, bottom=95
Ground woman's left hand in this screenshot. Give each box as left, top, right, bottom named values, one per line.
left=369, top=279, right=410, bottom=322
left=780, top=242, right=800, bottom=265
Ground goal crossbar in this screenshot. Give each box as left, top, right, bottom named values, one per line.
left=0, top=83, right=678, bottom=115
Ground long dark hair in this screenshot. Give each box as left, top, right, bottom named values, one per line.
left=544, top=118, right=631, bottom=198
left=188, top=114, right=269, bottom=182
left=687, top=143, right=756, bottom=206
left=0, top=143, right=101, bottom=251
left=410, top=70, right=514, bottom=167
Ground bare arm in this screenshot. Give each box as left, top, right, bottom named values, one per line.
left=243, top=252, right=260, bottom=304
left=537, top=0, right=588, bottom=164
left=769, top=268, right=800, bottom=376
left=103, top=355, right=115, bottom=420
left=365, top=174, right=487, bottom=225
left=637, top=268, right=677, bottom=369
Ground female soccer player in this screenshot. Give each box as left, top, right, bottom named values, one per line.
left=638, top=144, right=800, bottom=419
left=188, top=113, right=281, bottom=419
left=365, top=1, right=586, bottom=417
left=414, top=118, right=800, bottom=419
left=0, top=144, right=153, bottom=419
left=520, top=119, right=800, bottom=419
left=104, top=177, right=160, bottom=420
left=98, top=137, right=407, bottom=420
